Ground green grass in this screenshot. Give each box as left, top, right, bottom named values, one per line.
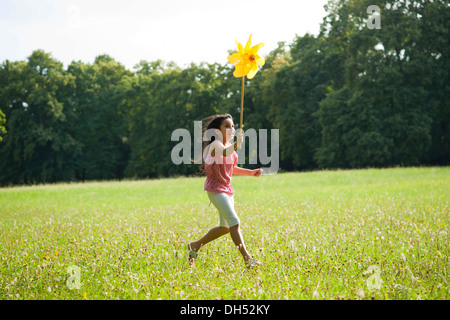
left=0, top=167, right=449, bottom=300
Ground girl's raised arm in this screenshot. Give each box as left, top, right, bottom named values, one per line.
left=210, top=140, right=237, bottom=157
left=210, top=134, right=242, bottom=157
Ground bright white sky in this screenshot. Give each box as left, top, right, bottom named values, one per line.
left=1, top=0, right=329, bottom=70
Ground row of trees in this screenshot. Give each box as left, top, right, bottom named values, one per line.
left=0, top=0, right=448, bottom=185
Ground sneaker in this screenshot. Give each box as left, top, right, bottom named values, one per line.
left=187, top=243, right=198, bottom=263
left=246, top=258, right=260, bottom=268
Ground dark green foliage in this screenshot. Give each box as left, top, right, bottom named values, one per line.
left=0, top=51, right=81, bottom=184
left=0, top=109, right=6, bottom=142
left=66, top=55, right=132, bottom=181
left=315, top=0, right=448, bottom=168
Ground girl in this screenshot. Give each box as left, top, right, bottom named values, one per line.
left=187, top=114, right=263, bottom=268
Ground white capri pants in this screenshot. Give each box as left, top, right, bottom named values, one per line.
left=207, top=191, right=240, bottom=228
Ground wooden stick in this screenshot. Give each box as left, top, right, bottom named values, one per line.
left=239, top=76, right=245, bottom=149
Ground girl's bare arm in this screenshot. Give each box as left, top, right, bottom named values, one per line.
left=233, top=167, right=263, bottom=177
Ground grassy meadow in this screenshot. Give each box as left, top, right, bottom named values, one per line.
left=0, top=167, right=449, bottom=300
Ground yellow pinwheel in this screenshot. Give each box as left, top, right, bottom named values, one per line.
left=227, top=34, right=265, bottom=137
left=227, top=34, right=265, bottom=79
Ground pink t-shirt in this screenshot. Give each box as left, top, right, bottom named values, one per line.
left=204, top=150, right=238, bottom=196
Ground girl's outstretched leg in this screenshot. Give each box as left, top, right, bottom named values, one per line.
left=189, top=226, right=229, bottom=253
left=229, top=224, right=251, bottom=261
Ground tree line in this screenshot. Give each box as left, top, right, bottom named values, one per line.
left=0, top=0, right=448, bottom=185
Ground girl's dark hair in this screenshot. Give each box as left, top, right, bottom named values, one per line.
left=197, top=113, right=232, bottom=174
